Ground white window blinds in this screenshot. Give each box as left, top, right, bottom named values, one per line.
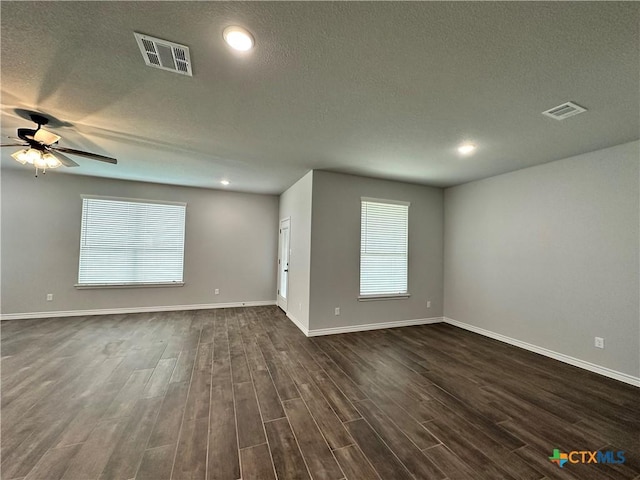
left=360, top=199, right=409, bottom=296
left=78, top=197, right=186, bottom=286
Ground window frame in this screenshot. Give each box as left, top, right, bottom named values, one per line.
left=358, top=197, right=411, bottom=301
left=75, top=195, right=187, bottom=289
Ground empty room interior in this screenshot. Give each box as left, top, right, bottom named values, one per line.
left=1, top=2, right=639, bottom=480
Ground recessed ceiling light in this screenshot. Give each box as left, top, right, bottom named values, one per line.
left=458, top=143, right=476, bottom=155
left=221, top=180, right=230, bottom=186
left=223, top=26, right=254, bottom=51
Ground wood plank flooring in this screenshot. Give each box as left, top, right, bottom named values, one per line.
left=1, top=306, right=639, bottom=480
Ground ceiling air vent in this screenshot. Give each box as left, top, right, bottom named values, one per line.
left=542, top=101, right=587, bottom=120
left=134, top=33, right=192, bottom=76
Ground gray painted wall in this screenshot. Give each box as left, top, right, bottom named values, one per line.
left=309, top=171, right=444, bottom=330
left=278, top=171, right=313, bottom=328
left=444, top=141, right=640, bottom=377
left=1, top=170, right=278, bottom=315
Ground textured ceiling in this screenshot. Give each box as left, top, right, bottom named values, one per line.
left=1, top=2, right=638, bottom=194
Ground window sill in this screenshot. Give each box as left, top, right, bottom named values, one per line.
left=358, top=293, right=411, bottom=302
left=75, top=282, right=185, bottom=290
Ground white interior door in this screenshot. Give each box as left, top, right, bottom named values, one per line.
left=277, top=218, right=290, bottom=311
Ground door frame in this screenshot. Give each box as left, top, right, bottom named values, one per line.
left=277, top=217, right=291, bottom=312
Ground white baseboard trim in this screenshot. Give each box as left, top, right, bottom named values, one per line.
left=0, top=300, right=277, bottom=321
left=444, top=317, right=640, bottom=388
left=286, top=312, right=310, bottom=336
left=307, top=317, right=444, bottom=337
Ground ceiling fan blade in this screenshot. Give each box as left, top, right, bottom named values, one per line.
left=50, top=151, right=79, bottom=167
left=51, top=146, right=117, bottom=164
left=1, top=143, right=27, bottom=147
left=34, top=128, right=61, bottom=146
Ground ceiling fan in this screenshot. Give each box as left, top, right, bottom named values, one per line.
left=1, top=113, right=117, bottom=175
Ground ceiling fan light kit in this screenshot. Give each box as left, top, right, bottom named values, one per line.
left=11, top=148, right=62, bottom=169
left=11, top=148, right=63, bottom=176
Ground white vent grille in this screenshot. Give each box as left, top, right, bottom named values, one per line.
left=542, top=101, right=587, bottom=120
left=134, top=33, right=192, bottom=76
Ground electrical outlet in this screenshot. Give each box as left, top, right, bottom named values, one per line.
left=46, top=293, right=53, bottom=301
left=594, top=337, right=604, bottom=349
left=214, top=289, right=220, bottom=295
left=427, top=300, right=431, bottom=308
left=334, top=307, right=340, bottom=316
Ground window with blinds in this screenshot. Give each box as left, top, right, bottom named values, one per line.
left=78, top=196, right=186, bottom=286
left=360, top=198, right=409, bottom=297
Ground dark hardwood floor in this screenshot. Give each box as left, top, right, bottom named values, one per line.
left=1, top=306, right=638, bottom=480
